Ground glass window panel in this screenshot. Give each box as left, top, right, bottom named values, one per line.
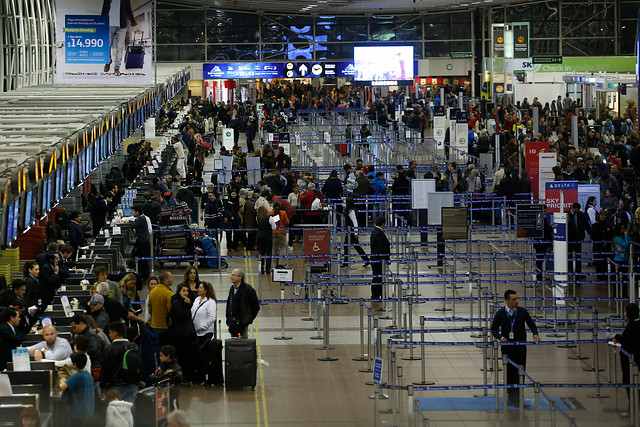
left=156, top=10, right=205, bottom=43
left=531, top=21, right=557, bottom=39
left=587, top=38, right=614, bottom=56
left=619, top=35, right=635, bottom=55
left=261, top=44, right=287, bottom=60
left=620, top=2, right=640, bottom=17
left=506, top=4, right=532, bottom=22
left=424, top=41, right=470, bottom=57
left=207, top=45, right=259, bottom=61
left=491, top=8, right=505, bottom=23
left=157, top=45, right=205, bottom=61
left=315, top=17, right=368, bottom=42
left=370, top=15, right=421, bottom=41
left=531, top=39, right=559, bottom=55
left=424, top=22, right=450, bottom=40
left=206, top=10, right=259, bottom=43
left=450, top=24, right=471, bottom=39
left=319, top=43, right=355, bottom=60
left=262, top=15, right=314, bottom=45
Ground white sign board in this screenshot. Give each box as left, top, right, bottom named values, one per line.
left=222, top=128, right=234, bottom=150
left=538, top=152, right=557, bottom=201
left=279, top=143, right=290, bottom=157
left=427, top=192, right=454, bottom=225
left=145, top=118, right=156, bottom=139
left=433, top=115, right=446, bottom=159
left=220, top=155, right=233, bottom=184
left=411, top=179, right=437, bottom=209
left=246, top=156, right=261, bottom=186
left=272, top=268, right=294, bottom=283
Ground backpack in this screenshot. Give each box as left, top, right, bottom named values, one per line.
left=121, top=344, right=143, bottom=384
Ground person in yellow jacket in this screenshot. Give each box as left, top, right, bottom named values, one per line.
left=149, top=270, right=174, bottom=346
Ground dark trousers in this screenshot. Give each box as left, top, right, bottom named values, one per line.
left=502, top=346, right=526, bottom=405
left=568, top=242, right=582, bottom=274
left=344, top=234, right=370, bottom=264
left=371, top=260, right=384, bottom=299
left=258, top=235, right=272, bottom=273
left=137, top=240, right=150, bottom=280
left=247, top=137, right=254, bottom=153
left=246, top=231, right=257, bottom=251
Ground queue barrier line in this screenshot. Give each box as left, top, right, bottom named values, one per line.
left=388, top=338, right=610, bottom=347
left=391, top=382, right=640, bottom=392
left=379, top=328, right=624, bottom=335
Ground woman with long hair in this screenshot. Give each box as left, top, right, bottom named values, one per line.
left=191, top=281, right=220, bottom=385
left=143, top=276, right=159, bottom=324
left=118, top=273, right=140, bottom=313
left=170, top=283, right=199, bottom=383
left=257, top=206, right=273, bottom=274
left=287, top=184, right=302, bottom=243
left=342, top=197, right=370, bottom=269
left=181, top=266, right=201, bottom=304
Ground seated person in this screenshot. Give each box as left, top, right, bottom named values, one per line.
left=28, top=324, right=72, bottom=361
left=0, top=307, right=27, bottom=370
left=0, top=280, right=27, bottom=307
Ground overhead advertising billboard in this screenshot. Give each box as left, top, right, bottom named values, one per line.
left=353, top=45, right=414, bottom=85
left=55, top=0, right=153, bottom=85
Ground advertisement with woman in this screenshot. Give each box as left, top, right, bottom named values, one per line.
left=55, top=0, right=152, bottom=84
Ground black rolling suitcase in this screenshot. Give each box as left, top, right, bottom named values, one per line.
left=225, top=338, right=257, bottom=390
left=201, top=320, right=224, bottom=385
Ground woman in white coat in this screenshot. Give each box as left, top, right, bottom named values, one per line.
left=191, top=281, right=218, bottom=385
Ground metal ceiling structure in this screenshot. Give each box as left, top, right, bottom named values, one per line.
left=159, top=0, right=510, bottom=14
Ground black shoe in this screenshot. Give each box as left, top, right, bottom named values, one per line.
left=104, top=60, right=111, bottom=72
left=364, top=262, right=370, bottom=268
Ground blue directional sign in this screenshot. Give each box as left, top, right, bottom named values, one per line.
left=373, top=357, right=383, bottom=383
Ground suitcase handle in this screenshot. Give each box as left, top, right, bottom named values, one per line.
left=133, top=30, right=144, bottom=43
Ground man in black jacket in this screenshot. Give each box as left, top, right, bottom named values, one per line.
left=130, top=205, right=151, bottom=280
left=70, top=314, right=104, bottom=373
left=68, top=211, right=86, bottom=253
left=491, top=290, right=540, bottom=407
left=226, top=269, right=260, bottom=338
left=566, top=202, right=590, bottom=279
left=101, top=322, right=140, bottom=409
left=370, top=216, right=390, bottom=300
left=0, top=307, right=27, bottom=370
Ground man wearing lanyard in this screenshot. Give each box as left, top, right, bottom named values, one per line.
left=491, top=289, right=540, bottom=407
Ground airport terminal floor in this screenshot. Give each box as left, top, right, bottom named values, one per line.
left=166, top=131, right=632, bottom=427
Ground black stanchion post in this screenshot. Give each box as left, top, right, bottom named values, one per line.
left=494, top=340, right=500, bottom=411
left=476, top=326, right=491, bottom=397
left=604, top=342, right=622, bottom=413
left=396, top=366, right=403, bottom=427
left=519, top=365, right=525, bottom=423
left=631, top=364, right=639, bottom=427
left=310, top=284, right=323, bottom=339
left=549, top=399, right=556, bottom=426
left=354, top=298, right=367, bottom=361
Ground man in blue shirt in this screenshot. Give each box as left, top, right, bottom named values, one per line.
left=60, top=352, right=94, bottom=423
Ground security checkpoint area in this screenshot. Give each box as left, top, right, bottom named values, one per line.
left=138, top=106, right=638, bottom=427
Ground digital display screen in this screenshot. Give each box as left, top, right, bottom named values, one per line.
left=86, top=145, right=93, bottom=174
left=68, top=159, right=76, bottom=191
left=30, top=187, right=37, bottom=225
left=54, top=169, right=62, bottom=202
left=6, top=203, right=14, bottom=243
left=24, top=191, right=33, bottom=229
left=353, top=46, right=414, bottom=82
left=11, top=199, right=19, bottom=241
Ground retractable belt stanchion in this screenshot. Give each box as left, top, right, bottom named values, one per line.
left=301, top=266, right=314, bottom=322
left=604, top=342, right=623, bottom=413
left=494, top=340, right=500, bottom=410
left=583, top=306, right=604, bottom=372
left=354, top=298, right=367, bottom=361
left=310, top=285, right=323, bottom=340
left=567, top=297, right=588, bottom=360
left=586, top=322, right=609, bottom=398
left=476, top=326, right=491, bottom=397
left=471, top=278, right=483, bottom=338
left=519, top=365, right=525, bottom=424
left=380, top=341, right=394, bottom=413
left=274, top=283, right=292, bottom=341
left=396, top=366, right=403, bottom=427
left=413, top=316, right=435, bottom=386
left=534, top=382, right=541, bottom=427
left=361, top=313, right=374, bottom=373
left=549, top=399, right=556, bottom=426
left=317, top=288, right=338, bottom=361
left=435, top=257, right=451, bottom=313
left=632, top=364, right=639, bottom=427
left=402, top=297, right=420, bottom=360
left=502, top=355, right=508, bottom=413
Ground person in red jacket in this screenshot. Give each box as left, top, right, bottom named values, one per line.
left=298, top=183, right=323, bottom=224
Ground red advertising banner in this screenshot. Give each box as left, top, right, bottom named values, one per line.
left=525, top=141, right=548, bottom=201
left=545, top=181, right=578, bottom=213
left=304, top=229, right=331, bottom=262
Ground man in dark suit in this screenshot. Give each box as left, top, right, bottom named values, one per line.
left=130, top=205, right=151, bottom=280
left=369, top=216, right=390, bottom=300
left=68, top=211, right=86, bottom=253
left=0, top=307, right=27, bottom=370
left=491, top=290, right=540, bottom=407
left=566, top=202, right=590, bottom=279
left=612, top=303, right=640, bottom=416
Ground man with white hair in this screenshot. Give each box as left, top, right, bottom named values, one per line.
left=28, top=324, right=72, bottom=361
